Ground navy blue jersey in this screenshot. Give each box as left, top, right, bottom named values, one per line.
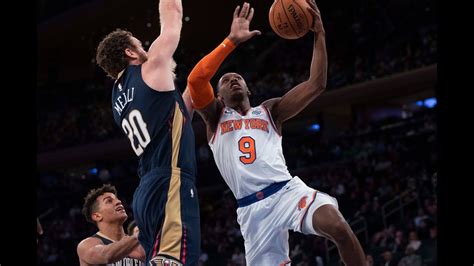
left=91, top=233, right=145, bottom=266
left=112, top=65, right=197, bottom=179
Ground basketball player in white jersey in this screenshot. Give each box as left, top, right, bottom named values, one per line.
left=187, top=1, right=366, bottom=265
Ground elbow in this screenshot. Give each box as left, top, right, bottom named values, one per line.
left=308, top=78, right=327, bottom=93
left=187, top=76, right=204, bottom=88
left=318, top=83, right=327, bottom=93
left=188, top=67, right=209, bottom=86
left=161, top=24, right=182, bottom=38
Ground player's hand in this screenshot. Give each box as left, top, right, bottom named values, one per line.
left=227, top=2, right=261, bottom=45
left=306, top=0, right=325, bottom=34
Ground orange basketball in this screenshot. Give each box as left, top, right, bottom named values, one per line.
left=269, top=0, right=314, bottom=40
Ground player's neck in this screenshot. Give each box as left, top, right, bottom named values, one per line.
left=128, top=59, right=142, bottom=66
left=229, top=100, right=251, bottom=116
left=97, top=223, right=126, bottom=242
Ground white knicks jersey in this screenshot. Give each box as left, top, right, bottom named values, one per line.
left=209, top=105, right=292, bottom=199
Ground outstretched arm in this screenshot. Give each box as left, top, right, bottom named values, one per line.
left=77, top=236, right=141, bottom=264
left=142, top=0, right=183, bottom=91
left=264, top=0, right=327, bottom=132
left=187, top=2, right=260, bottom=139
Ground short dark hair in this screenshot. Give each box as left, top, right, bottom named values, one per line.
left=82, top=184, right=117, bottom=224
left=96, top=29, right=134, bottom=79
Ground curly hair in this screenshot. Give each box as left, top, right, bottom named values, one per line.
left=96, top=29, right=134, bottom=79
left=82, top=184, right=117, bottom=224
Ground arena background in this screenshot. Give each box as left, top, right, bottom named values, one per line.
left=37, top=0, right=437, bottom=265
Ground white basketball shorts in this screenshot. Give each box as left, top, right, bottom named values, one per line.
left=236, top=176, right=339, bottom=265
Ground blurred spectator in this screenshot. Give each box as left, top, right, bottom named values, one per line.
left=230, top=246, right=245, bottom=266
left=407, top=231, right=422, bottom=252
left=397, top=246, right=422, bottom=266
left=419, top=225, right=437, bottom=266
left=381, top=250, right=397, bottom=266
left=365, top=254, right=374, bottom=266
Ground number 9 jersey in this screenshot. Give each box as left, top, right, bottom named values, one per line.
left=111, top=65, right=197, bottom=179
left=208, top=106, right=292, bottom=200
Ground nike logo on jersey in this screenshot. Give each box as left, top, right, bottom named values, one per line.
left=220, top=118, right=269, bottom=135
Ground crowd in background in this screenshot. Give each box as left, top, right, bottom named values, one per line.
left=37, top=0, right=436, bottom=152
left=38, top=107, right=437, bottom=266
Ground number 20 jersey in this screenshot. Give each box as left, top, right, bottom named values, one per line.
left=111, top=65, right=197, bottom=179
left=208, top=106, right=292, bottom=199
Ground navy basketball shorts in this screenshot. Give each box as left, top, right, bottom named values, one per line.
left=132, top=167, right=200, bottom=265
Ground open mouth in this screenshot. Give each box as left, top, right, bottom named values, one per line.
left=115, top=205, right=125, bottom=212
left=231, top=84, right=242, bottom=90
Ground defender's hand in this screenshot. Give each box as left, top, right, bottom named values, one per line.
left=227, top=2, right=261, bottom=45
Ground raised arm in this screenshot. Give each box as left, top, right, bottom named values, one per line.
left=142, top=0, right=183, bottom=91
left=264, top=0, right=327, bottom=132
left=187, top=2, right=261, bottom=139
left=77, top=236, right=141, bottom=264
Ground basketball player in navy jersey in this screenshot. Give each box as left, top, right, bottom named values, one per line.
left=77, top=184, right=145, bottom=266
left=187, top=1, right=366, bottom=265
left=95, top=0, right=199, bottom=264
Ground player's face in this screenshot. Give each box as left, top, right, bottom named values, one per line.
left=218, top=72, right=249, bottom=103
left=130, top=37, right=148, bottom=63
left=95, top=192, right=128, bottom=223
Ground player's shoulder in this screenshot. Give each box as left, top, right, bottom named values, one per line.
left=261, top=97, right=282, bottom=110
left=77, top=235, right=104, bottom=251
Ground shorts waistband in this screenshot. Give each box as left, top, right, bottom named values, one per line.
left=237, top=179, right=291, bottom=208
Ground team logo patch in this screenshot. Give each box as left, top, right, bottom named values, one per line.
left=297, top=196, right=308, bottom=211
left=252, top=110, right=262, bottom=116
left=256, top=191, right=264, bottom=200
